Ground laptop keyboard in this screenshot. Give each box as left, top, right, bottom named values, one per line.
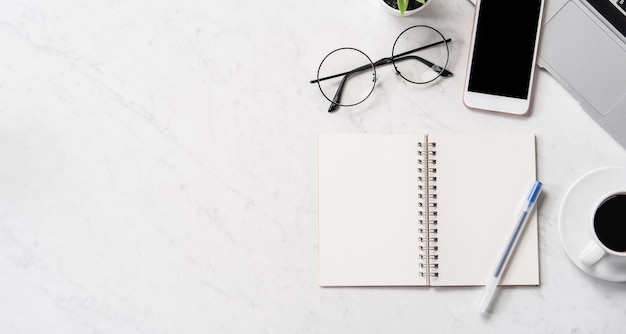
left=616, top=0, right=625, bottom=14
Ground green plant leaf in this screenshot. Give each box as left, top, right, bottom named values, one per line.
left=397, top=0, right=408, bottom=16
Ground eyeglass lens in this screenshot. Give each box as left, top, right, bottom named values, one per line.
left=316, top=48, right=376, bottom=108
left=392, top=26, right=450, bottom=84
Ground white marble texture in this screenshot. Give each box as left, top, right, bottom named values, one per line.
left=1, top=0, right=625, bottom=333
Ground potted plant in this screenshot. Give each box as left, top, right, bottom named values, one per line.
left=381, top=0, right=429, bottom=16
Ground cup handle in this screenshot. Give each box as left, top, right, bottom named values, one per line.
left=578, top=241, right=606, bottom=267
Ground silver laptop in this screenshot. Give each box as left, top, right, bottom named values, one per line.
left=537, top=0, right=626, bottom=149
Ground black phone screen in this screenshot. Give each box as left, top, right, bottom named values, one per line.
left=467, top=0, right=543, bottom=99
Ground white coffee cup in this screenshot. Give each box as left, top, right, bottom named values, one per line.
left=578, top=192, right=626, bottom=267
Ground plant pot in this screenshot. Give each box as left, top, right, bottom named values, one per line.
left=380, top=0, right=430, bottom=16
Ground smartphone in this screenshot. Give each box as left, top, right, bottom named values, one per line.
left=463, top=0, right=545, bottom=114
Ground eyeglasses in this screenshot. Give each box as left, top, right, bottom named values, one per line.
left=310, top=25, right=453, bottom=113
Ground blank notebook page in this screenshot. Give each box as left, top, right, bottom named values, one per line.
left=318, top=134, right=425, bottom=286
left=430, top=133, right=538, bottom=286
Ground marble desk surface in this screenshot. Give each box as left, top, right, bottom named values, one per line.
left=1, top=0, right=626, bottom=333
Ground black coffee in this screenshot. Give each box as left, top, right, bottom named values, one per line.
left=594, top=194, right=626, bottom=252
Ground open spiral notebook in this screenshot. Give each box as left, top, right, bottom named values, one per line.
left=317, top=133, right=539, bottom=287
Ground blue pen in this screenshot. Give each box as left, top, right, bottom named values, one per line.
left=477, top=181, right=543, bottom=314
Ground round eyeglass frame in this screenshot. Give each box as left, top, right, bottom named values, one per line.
left=391, top=25, right=450, bottom=84
left=316, top=47, right=377, bottom=108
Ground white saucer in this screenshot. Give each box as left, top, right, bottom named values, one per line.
left=558, top=167, right=626, bottom=282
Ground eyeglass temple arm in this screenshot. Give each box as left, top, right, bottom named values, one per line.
left=309, top=62, right=374, bottom=84
left=310, top=38, right=452, bottom=84
left=393, top=38, right=451, bottom=58
left=327, top=55, right=452, bottom=112
left=327, top=58, right=393, bottom=112
left=328, top=60, right=387, bottom=112
left=327, top=75, right=349, bottom=112
left=392, top=55, right=453, bottom=77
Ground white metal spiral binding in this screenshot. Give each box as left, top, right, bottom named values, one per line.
left=417, top=140, right=438, bottom=279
